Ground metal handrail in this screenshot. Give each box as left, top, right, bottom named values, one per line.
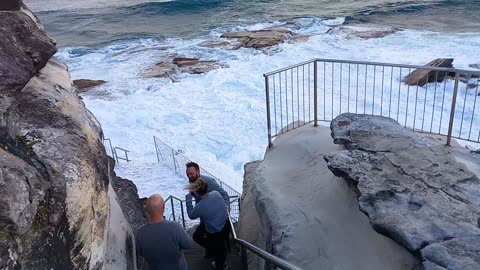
left=228, top=215, right=303, bottom=270
left=264, top=58, right=480, bottom=76
left=263, top=58, right=480, bottom=147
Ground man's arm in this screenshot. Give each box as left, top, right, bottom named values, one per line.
left=203, top=175, right=230, bottom=206
left=175, top=223, right=194, bottom=250
left=185, top=193, right=200, bottom=220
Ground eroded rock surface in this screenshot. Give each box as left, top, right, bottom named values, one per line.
left=324, top=113, right=480, bottom=269
left=73, top=79, right=107, bottom=92
left=220, top=29, right=295, bottom=48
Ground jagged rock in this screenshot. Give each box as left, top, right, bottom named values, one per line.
left=422, top=236, right=480, bottom=270
left=403, top=58, right=454, bottom=86
left=73, top=79, right=107, bottom=92
left=328, top=25, right=399, bottom=39
left=324, top=113, right=480, bottom=269
left=469, top=64, right=480, bottom=69
left=220, top=29, right=294, bottom=48
left=0, top=0, right=21, bottom=10
left=197, top=39, right=242, bottom=49
left=0, top=10, right=56, bottom=93
left=143, top=62, right=179, bottom=78
left=1, top=4, right=138, bottom=269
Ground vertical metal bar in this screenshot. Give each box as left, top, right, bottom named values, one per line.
left=468, top=83, right=479, bottom=140
left=405, top=68, right=411, bottom=127
left=113, top=148, right=119, bottom=163
left=331, top=62, right=334, bottom=119
left=308, top=63, right=311, bottom=122
left=265, top=76, right=273, bottom=148
left=389, top=66, right=394, bottom=117
left=180, top=200, right=186, bottom=229
left=273, top=73, right=277, bottom=135
left=285, top=71, right=288, bottom=130
left=241, top=245, right=248, bottom=270
left=291, top=69, right=294, bottom=128
left=447, top=73, right=460, bottom=146
left=430, top=71, right=439, bottom=133
left=323, top=62, right=326, bottom=119
left=348, top=64, right=351, bottom=112
left=421, top=71, right=429, bottom=131
left=125, top=151, right=129, bottom=162
left=154, top=136, right=160, bottom=162
left=397, top=68, right=402, bottom=122
left=314, top=61, right=318, bottom=126
left=381, top=66, right=385, bottom=115
left=459, top=73, right=470, bottom=138
left=171, top=199, right=176, bottom=222
left=373, top=65, right=376, bottom=115
left=303, top=65, right=306, bottom=122
left=171, top=149, right=177, bottom=170
left=297, top=67, right=300, bottom=127
left=279, top=73, right=283, bottom=130
left=340, top=63, right=343, bottom=113
left=356, top=64, right=359, bottom=113
left=414, top=83, right=419, bottom=130
left=439, top=72, right=448, bottom=133
left=364, top=64, right=367, bottom=113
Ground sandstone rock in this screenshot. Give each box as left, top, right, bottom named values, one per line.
left=197, top=39, right=241, bottom=49
left=143, top=62, right=179, bottom=78
left=173, top=57, right=201, bottom=67
left=0, top=5, right=138, bottom=269
left=0, top=11, right=57, bottom=93
left=0, top=0, right=21, bottom=10
left=324, top=113, right=480, bottom=269
left=73, top=79, right=107, bottom=92
left=403, top=58, right=454, bottom=86
left=220, top=29, right=294, bottom=49
left=289, top=34, right=310, bottom=44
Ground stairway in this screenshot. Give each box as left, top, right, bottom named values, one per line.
left=184, top=242, right=242, bottom=270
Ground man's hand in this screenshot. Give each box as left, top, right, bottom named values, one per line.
left=185, top=193, right=193, bottom=202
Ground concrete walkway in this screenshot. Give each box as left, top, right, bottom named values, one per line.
left=249, top=124, right=417, bottom=270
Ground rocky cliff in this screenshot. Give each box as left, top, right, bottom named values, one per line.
left=0, top=2, right=143, bottom=269
left=324, top=113, right=480, bottom=270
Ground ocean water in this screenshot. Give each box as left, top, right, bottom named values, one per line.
left=24, top=0, right=480, bottom=196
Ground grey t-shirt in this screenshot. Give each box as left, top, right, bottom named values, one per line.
left=136, top=220, right=193, bottom=270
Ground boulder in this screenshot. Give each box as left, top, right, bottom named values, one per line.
left=469, top=64, right=480, bottom=70
left=0, top=11, right=56, bottom=93
left=142, top=62, right=179, bottom=78
left=422, top=236, right=480, bottom=270
left=403, top=58, right=454, bottom=86
left=0, top=0, right=21, bottom=10
left=73, top=79, right=107, bottom=92
left=220, top=29, right=295, bottom=49
left=324, top=113, right=480, bottom=269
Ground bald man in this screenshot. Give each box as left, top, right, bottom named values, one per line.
left=136, top=194, right=193, bottom=270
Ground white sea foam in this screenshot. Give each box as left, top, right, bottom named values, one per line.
left=57, top=19, right=480, bottom=196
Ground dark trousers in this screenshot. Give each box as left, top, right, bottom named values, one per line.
left=193, top=222, right=208, bottom=249
left=206, top=221, right=231, bottom=270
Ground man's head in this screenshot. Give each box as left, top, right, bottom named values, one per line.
left=188, top=178, right=208, bottom=197
left=186, top=162, right=201, bottom=183
left=146, top=194, right=165, bottom=222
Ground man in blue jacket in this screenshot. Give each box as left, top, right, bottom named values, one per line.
left=185, top=162, right=230, bottom=257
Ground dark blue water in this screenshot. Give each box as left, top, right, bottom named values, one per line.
left=26, top=0, right=480, bottom=47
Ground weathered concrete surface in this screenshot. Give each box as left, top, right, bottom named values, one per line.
left=324, top=113, right=480, bottom=270
left=239, top=124, right=417, bottom=270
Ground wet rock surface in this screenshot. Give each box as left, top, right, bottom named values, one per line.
left=143, top=57, right=227, bottom=79
left=220, top=29, right=295, bottom=48
left=324, top=113, right=480, bottom=269
left=73, top=79, right=107, bottom=92
left=403, top=58, right=453, bottom=86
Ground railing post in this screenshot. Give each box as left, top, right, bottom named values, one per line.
left=265, top=75, right=273, bottom=148
left=171, top=199, right=176, bottom=222
left=154, top=136, right=160, bottom=163
left=241, top=245, right=248, bottom=270
left=180, top=200, right=186, bottom=229
left=171, top=149, right=177, bottom=171
left=447, top=72, right=460, bottom=146
left=313, top=60, right=318, bottom=127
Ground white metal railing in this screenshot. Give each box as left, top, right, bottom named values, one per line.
left=263, top=58, right=480, bottom=148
